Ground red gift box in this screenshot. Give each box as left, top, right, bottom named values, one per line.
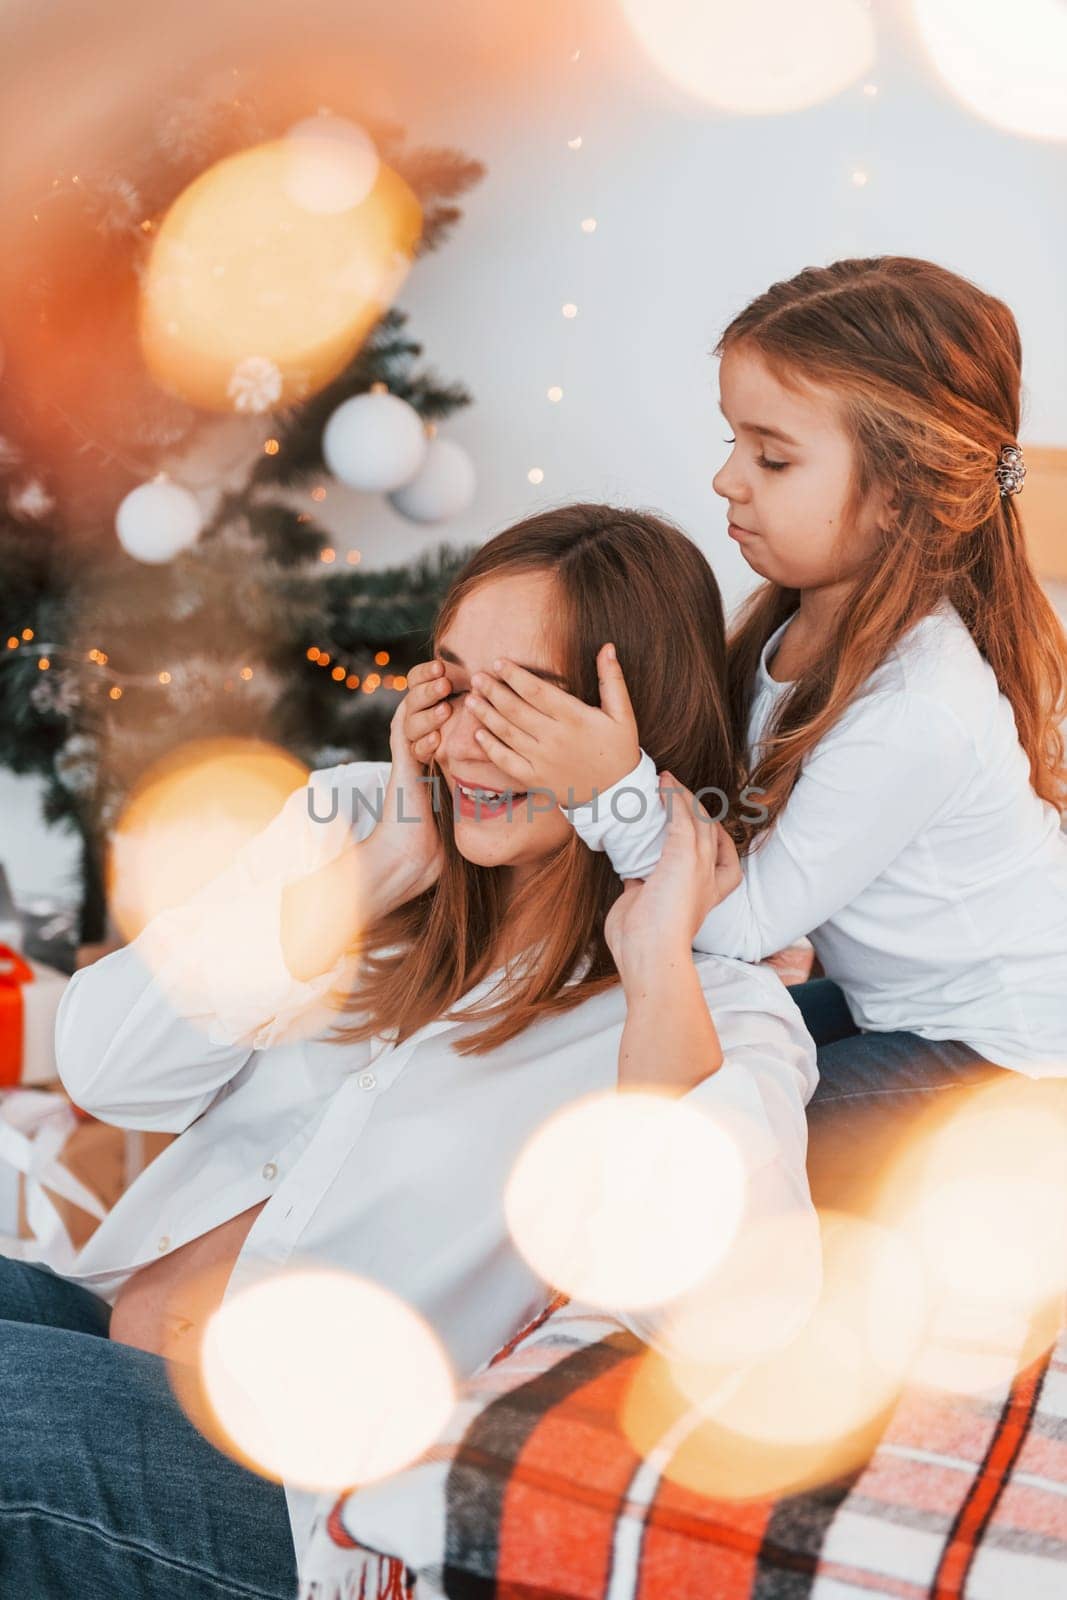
left=0, top=942, right=83, bottom=1092
left=0, top=943, right=35, bottom=1089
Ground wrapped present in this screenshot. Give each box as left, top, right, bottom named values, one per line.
left=0, top=1088, right=109, bottom=1269
left=0, top=1085, right=175, bottom=1266
left=0, top=943, right=73, bottom=1087
left=0, top=917, right=172, bottom=1265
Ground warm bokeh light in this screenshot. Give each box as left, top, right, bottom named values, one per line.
left=504, top=1089, right=746, bottom=1309
left=619, top=0, right=875, bottom=114
left=672, top=1213, right=927, bottom=1444
left=107, top=738, right=365, bottom=1040
left=621, top=1211, right=928, bottom=1501
left=873, top=1073, right=1067, bottom=1391
left=139, top=135, right=422, bottom=412
left=108, top=738, right=309, bottom=939
left=647, top=1210, right=823, bottom=1367
left=194, top=1269, right=456, bottom=1489
left=912, top=0, right=1067, bottom=141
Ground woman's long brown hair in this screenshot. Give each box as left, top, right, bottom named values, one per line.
left=324, top=503, right=742, bottom=1056
left=720, top=256, right=1067, bottom=848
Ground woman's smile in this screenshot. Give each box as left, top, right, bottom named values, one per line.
left=454, top=782, right=531, bottom=820
left=438, top=758, right=533, bottom=821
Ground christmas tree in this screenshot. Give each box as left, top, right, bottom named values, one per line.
left=0, top=91, right=484, bottom=947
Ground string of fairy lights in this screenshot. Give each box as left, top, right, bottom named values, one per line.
left=5, top=430, right=400, bottom=704
left=524, top=14, right=594, bottom=494
left=3, top=627, right=407, bottom=699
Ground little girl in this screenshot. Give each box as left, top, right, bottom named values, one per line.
left=409, top=257, right=1067, bottom=1206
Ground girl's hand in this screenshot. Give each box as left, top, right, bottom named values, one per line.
left=604, top=770, right=742, bottom=987
left=403, top=657, right=456, bottom=765
left=360, top=679, right=446, bottom=911
left=760, top=943, right=816, bottom=987
left=463, top=643, right=639, bottom=807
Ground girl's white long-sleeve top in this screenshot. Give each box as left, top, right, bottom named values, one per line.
left=52, top=759, right=820, bottom=1589
left=562, top=599, right=1067, bottom=1073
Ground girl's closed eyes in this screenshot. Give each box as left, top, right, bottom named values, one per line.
left=722, top=436, right=789, bottom=472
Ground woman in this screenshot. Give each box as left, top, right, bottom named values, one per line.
left=2, top=505, right=819, bottom=1598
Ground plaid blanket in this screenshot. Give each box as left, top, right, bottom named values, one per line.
left=299, top=1292, right=1067, bottom=1600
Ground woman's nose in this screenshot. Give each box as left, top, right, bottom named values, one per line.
left=441, top=694, right=492, bottom=757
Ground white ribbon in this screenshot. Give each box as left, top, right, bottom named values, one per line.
left=0, top=1088, right=107, bottom=1272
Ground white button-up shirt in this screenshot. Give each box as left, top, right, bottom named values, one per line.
left=53, top=760, right=820, bottom=1588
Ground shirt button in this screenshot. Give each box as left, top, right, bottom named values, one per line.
left=262, top=1161, right=278, bottom=1180
left=157, top=1235, right=170, bottom=1252
left=358, top=1072, right=376, bottom=1090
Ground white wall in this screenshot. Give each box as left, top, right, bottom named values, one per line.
left=337, top=0, right=1066, bottom=590
left=4, top=0, right=1065, bottom=900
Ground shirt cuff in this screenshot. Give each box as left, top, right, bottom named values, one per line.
left=558, top=747, right=669, bottom=879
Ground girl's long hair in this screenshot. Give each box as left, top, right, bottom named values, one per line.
left=324, top=503, right=741, bottom=1055
left=720, top=256, right=1067, bottom=846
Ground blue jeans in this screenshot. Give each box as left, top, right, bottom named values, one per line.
left=790, top=978, right=1010, bottom=1213
left=0, top=1254, right=298, bottom=1598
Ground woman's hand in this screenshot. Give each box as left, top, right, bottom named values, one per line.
left=360, top=680, right=447, bottom=911
left=463, top=643, right=640, bottom=807
left=281, top=691, right=445, bottom=982
left=604, top=770, right=742, bottom=988
left=610, top=770, right=736, bottom=1089
left=404, top=657, right=456, bottom=765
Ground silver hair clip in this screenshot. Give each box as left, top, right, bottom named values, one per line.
left=995, top=443, right=1026, bottom=497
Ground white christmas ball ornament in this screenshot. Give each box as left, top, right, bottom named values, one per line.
left=322, top=390, right=427, bottom=493
left=116, top=479, right=203, bottom=564
left=389, top=437, right=477, bottom=523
